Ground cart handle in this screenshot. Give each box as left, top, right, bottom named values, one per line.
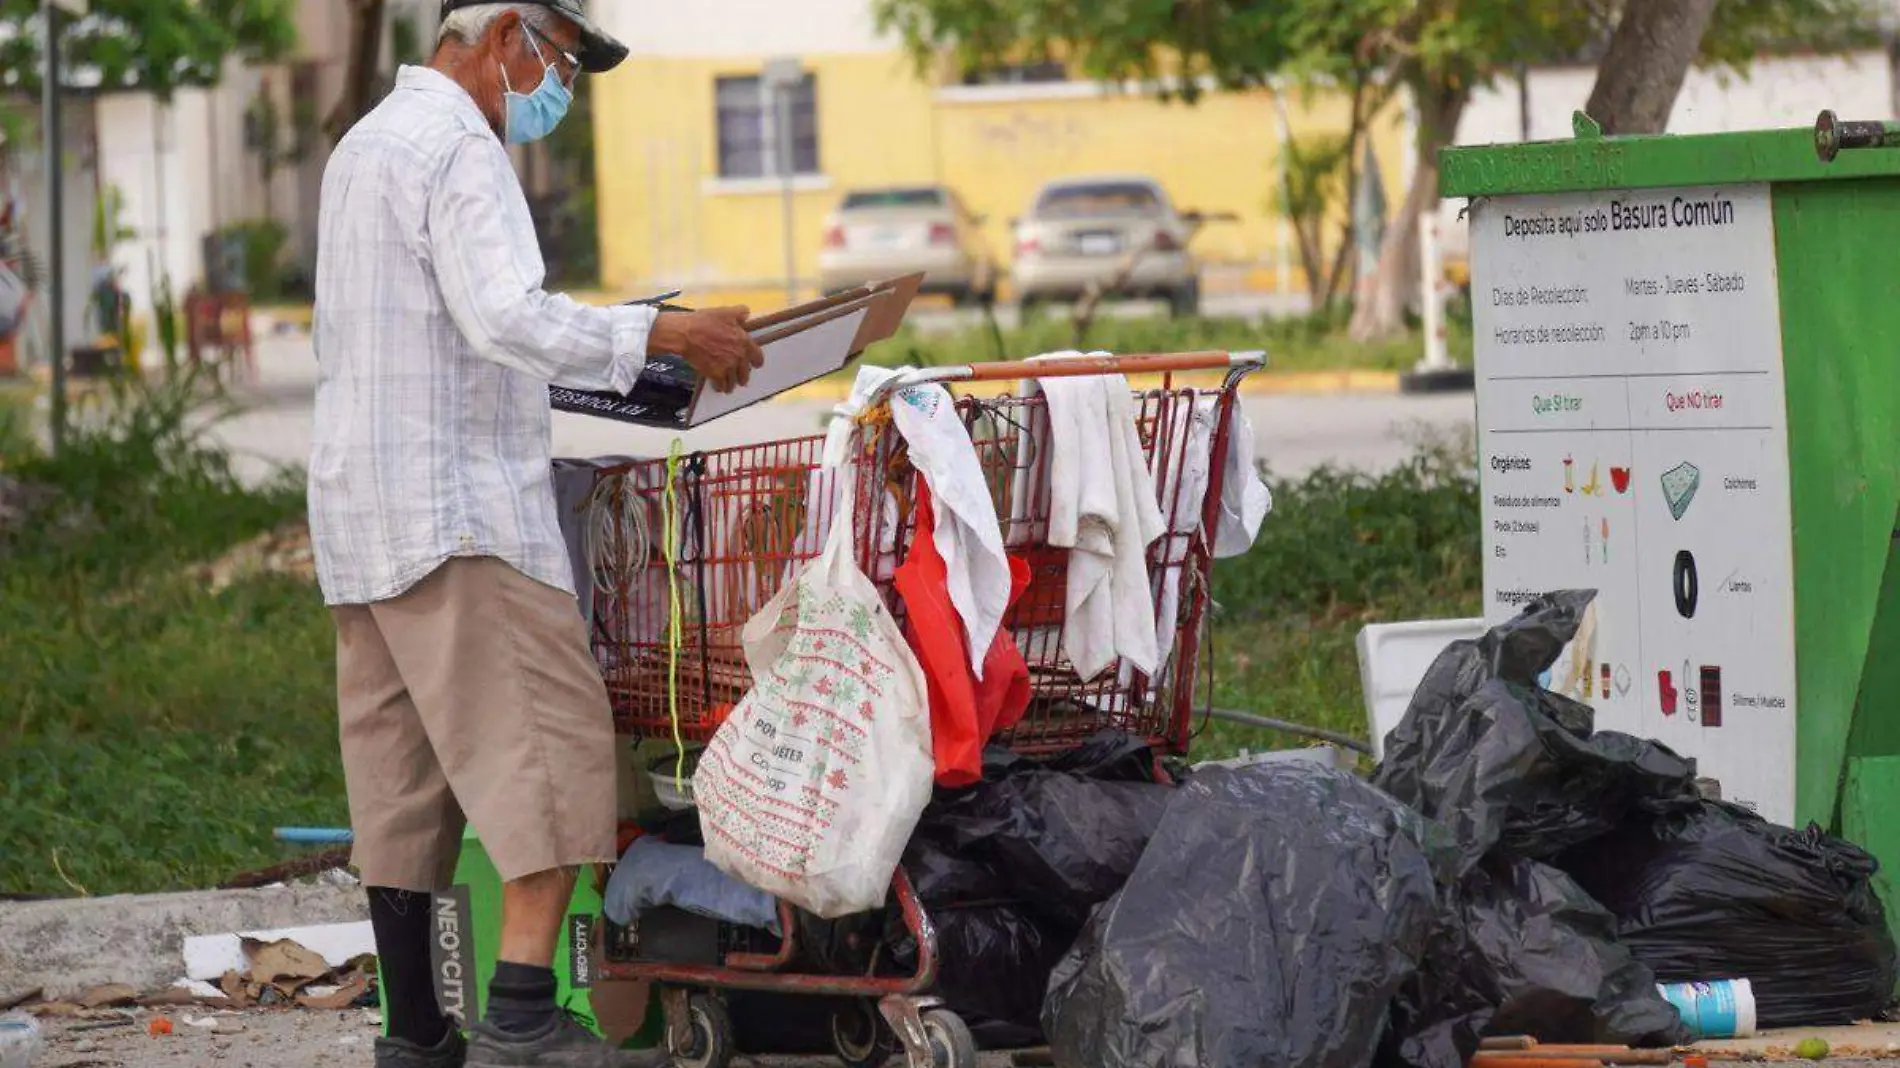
left=866, top=349, right=1266, bottom=408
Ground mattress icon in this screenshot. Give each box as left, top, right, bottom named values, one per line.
left=1661, top=461, right=1701, bottom=521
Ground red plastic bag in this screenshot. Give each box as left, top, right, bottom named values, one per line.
left=896, top=481, right=1031, bottom=788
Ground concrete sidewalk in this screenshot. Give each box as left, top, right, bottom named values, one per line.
left=201, top=334, right=1473, bottom=489
left=0, top=882, right=366, bottom=1003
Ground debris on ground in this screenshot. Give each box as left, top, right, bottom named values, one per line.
left=72, top=986, right=136, bottom=1012
left=183, top=921, right=375, bottom=984
left=191, top=517, right=315, bottom=592
left=208, top=936, right=378, bottom=1010
left=7, top=929, right=377, bottom=1033
left=219, top=852, right=356, bottom=891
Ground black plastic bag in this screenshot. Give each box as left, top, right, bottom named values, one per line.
left=918, top=731, right=1172, bottom=927
left=971, top=728, right=1161, bottom=783
left=1045, top=762, right=1444, bottom=1068
left=1384, top=852, right=1687, bottom=1068
left=933, top=775, right=1170, bottom=927
left=890, top=732, right=1172, bottom=1049
left=1370, top=592, right=1692, bottom=1066
left=885, top=903, right=1073, bottom=1040
left=1558, top=798, right=1898, bottom=1028
left=1372, top=592, right=1698, bottom=870
left=901, top=833, right=1014, bottom=904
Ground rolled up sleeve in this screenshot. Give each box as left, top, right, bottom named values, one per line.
left=428, top=133, right=652, bottom=392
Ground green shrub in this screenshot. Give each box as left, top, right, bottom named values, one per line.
left=864, top=308, right=1469, bottom=375
left=1214, top=431, right=1481, bottom=619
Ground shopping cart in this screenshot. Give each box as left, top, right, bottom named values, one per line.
left=581, top=351, right=1264, bottom=1068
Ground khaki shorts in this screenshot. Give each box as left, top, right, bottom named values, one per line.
left=332, top=557, right=618, bottom=891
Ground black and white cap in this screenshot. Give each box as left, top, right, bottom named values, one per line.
left=439, top=0, right=630, bottom=74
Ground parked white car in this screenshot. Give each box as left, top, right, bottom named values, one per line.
left=1011, top=175, right=1204, bottom=317
left=818, top=186, right=997, bottom=304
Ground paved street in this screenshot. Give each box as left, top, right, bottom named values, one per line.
left=205, top=334, right=1474, bottom=488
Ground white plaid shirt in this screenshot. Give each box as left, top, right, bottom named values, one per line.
left=309, top=66, right=654, bottom=606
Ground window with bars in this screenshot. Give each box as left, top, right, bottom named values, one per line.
left=714, top=73, right=820, bottom=180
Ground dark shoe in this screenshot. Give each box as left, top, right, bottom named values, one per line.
left=375, top=1027, right=468, bottom=1067
left=466, top=1012, right=665, bottom=1067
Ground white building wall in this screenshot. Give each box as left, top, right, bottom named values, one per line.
left=93, top=91, right=228, bottom=322
left=1438, top=49, right=1900, bottom=258
left=15, top=102, right=98, bottom=365
left=593, top=0, right=886, bottom=58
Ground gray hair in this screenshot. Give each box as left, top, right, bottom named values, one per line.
left=438, top=2, right=557, bottom=46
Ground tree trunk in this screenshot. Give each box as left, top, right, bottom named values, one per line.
left=1348, top=80, right=1466, bottom=342
left=1585, top=0, right=1719, bottom=136
left=1321, top=72, right=1374, bottom=308
left=324, top=0, right=386, bottom=146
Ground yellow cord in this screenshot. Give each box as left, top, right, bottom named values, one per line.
left=663, top=438, right=688, bottom=788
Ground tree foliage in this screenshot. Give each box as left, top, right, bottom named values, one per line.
left=876, top=0, right=1870, bottom=112
left=875, top=0, right=1876, bottom=337
left=0, top=0, right=297, bottom=97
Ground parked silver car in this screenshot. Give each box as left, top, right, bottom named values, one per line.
left=818, top=186, right=997, bottom=304
left=1011, top=175, right=1204, bottom=317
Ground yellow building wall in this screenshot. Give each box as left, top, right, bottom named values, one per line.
left=592, top=51, right=1410, bottom=307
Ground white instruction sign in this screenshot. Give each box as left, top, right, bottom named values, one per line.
left=1470, top=184, right=1797, bottom=824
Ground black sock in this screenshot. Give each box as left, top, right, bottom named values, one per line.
left=485, top=961, right=559, bottom=1037
left=368, top=887, right=453, bottom=1048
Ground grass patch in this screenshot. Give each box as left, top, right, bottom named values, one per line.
left=1194, top=434, right=1482, bottom=757
left=1, top=374, right=340, bottom=898
left=864, top=309, right=1473, bottom=375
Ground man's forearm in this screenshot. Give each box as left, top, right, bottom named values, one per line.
left=647, top=313, right=689, bottom=357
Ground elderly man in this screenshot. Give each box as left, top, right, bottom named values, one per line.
left=311, top=2, right=762, bottom=1065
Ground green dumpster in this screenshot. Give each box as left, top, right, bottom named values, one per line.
left=1442, top=114, right=1900, bottom=935
left=377, top=829, right=662, bottom=1049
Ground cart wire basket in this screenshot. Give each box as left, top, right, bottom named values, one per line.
left=581, top=351, right=1263, bottom=1068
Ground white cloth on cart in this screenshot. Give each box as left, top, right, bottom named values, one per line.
left=1139, top=395, right=1275, bottom=685
left=1213, top=402, right=1274, bottom=559
left=820, top=364, right=1011, bottom=675
left=1026, top=352, right=1166, bottom=681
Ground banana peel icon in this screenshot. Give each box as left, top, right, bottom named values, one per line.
left=1580, top=460, right=1603, bottom=497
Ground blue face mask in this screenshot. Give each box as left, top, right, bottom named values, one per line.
left=501, top=32, right=573, bottom=145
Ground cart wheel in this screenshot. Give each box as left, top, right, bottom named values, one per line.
left=831, top=1000, right=896, bottom=1068
left=667, top=993, right=735, bottom=1068
left=921, top=1009, right=977, bottom=1068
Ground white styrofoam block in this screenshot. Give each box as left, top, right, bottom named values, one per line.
left=171, top=978, right=227, bottom=999
left=1356, top=619, right=1486, bottom=762
left=182, top=920, right=376, bottom=981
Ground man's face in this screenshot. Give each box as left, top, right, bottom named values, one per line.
left=493, top=12, right=583, bottom=94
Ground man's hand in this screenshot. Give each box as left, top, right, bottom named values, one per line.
left=649, top=307, right=766, bottom=394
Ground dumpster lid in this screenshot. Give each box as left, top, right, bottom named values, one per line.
left=1441, top=113, right=1900, bottom=199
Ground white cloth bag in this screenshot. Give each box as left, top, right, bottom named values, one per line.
left=694, top=469, right=934, bottom=918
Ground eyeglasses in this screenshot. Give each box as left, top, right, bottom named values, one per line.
left=524, top=24, right=579, bottom=87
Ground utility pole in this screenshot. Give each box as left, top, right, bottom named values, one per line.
left=41, top=0, right=76, bottom=454
left=763, top=57, right=802, bottom=306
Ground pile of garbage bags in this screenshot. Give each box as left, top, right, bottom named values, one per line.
left=609, top=592, right=1897, bottom=1068
left=1032, top=591, right=1894, bottom=1068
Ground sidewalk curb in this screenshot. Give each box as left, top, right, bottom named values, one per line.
left=781, top=369, right=1403, bottom=402
left=0, top=883, right=366, bottom=1001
